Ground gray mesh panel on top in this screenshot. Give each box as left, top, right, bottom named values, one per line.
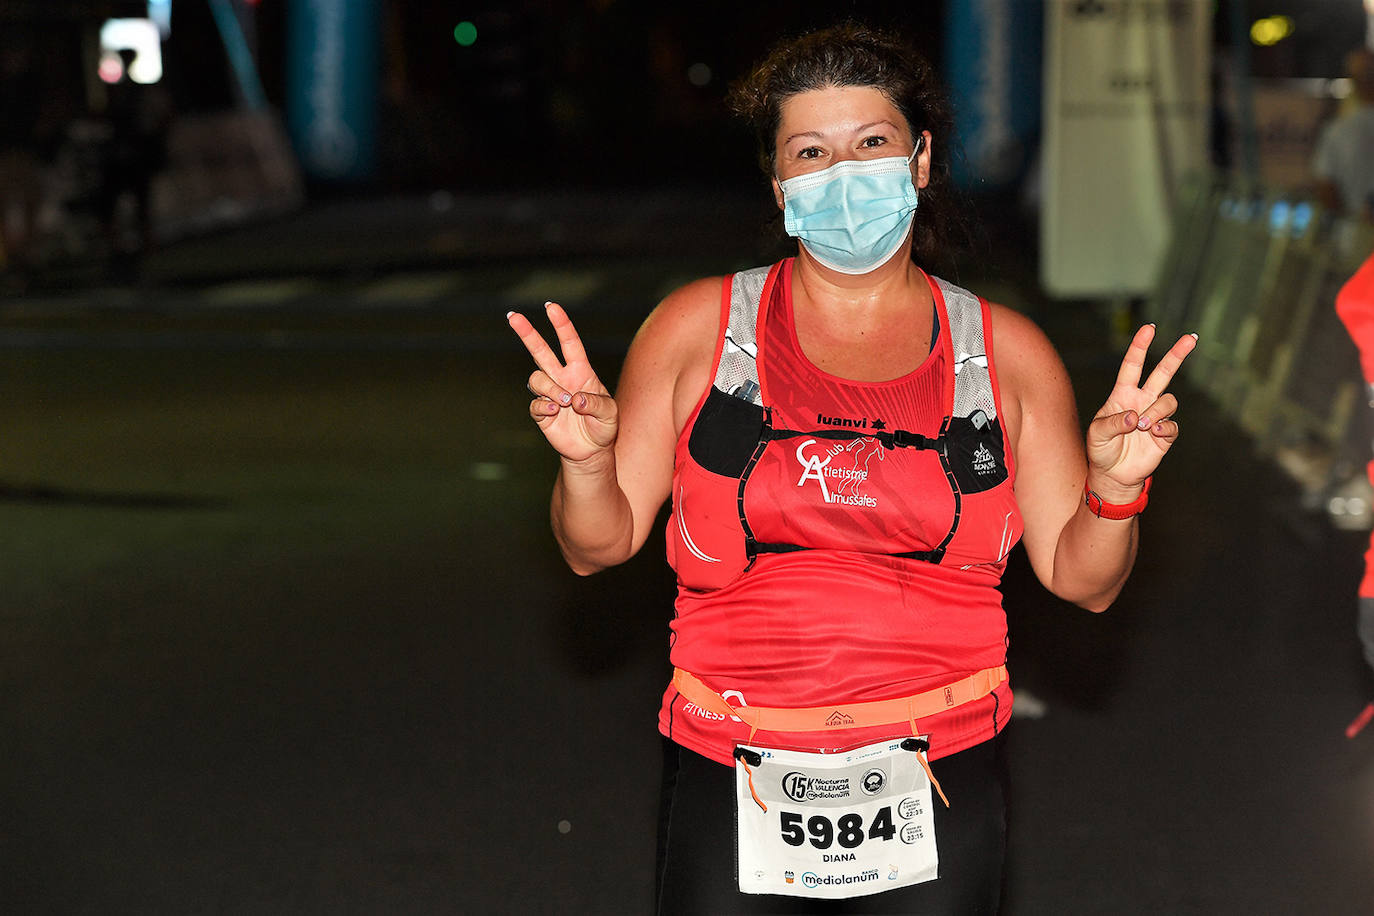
left=936, top=277, right=998, bottom=421
left=710, top=269, right=996, bottom=418
left=714, top=265, right=770, bottom=404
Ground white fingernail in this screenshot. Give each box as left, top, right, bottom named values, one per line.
left=505, top=311, right=514, bottom=319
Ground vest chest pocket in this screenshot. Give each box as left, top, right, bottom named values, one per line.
left=944, top=410, right=1008, bottom=493
left=688, top=386, right=766, bottom=477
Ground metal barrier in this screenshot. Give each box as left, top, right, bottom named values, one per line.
left=1147, top=172, right=1374, bottom=511
left=1150, top=173, right=1220, bottom=346
left=1237, top=200, right=1326, bottom=436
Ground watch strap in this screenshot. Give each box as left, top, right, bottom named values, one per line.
left=1084, top=476, right=1152, bottom=519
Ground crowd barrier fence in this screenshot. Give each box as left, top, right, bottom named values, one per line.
left=1146, top=171, right=1374, bottom=524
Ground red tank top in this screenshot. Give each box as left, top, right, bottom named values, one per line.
left=660, top=260, right=1022, bottom=765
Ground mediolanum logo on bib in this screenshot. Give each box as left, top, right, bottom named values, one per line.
left=794, top=438, right=881, bottom=508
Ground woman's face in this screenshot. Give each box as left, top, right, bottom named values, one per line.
left=771, top=84, right=932, bottom=206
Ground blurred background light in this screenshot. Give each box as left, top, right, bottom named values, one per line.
left=454, top=21, right=478, bottom=47
left=100, top=18, right=164, bottom=84
left=97, top=54, right=125, bottom=85
left=1290, top=200, right=1313, bottom=235
left=147, top=0, right=172, bottom=38
left=1251, top=15, right=1296, bottom=47
left=1268, top=199, right=1290, bottom=233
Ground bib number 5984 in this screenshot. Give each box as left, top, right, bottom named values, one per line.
left=778, top=806, right=896, bottom=849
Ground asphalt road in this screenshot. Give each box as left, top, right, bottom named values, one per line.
left=3, top=195, right=1373, bottom=914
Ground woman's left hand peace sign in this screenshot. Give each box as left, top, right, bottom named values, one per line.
left=1085, top=324, right=1197, bottom=493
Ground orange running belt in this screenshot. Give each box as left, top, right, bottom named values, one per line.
left=672, top=665, right=1008, bottom=735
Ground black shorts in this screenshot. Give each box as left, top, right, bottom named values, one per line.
left=655, top=732, right=1008, bottom=915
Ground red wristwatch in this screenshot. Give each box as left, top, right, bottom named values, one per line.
left=1084, top=476, right=1152, bottom=519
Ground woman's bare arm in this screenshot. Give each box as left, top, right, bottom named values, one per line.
left=508, top=279, right=719, bottom=574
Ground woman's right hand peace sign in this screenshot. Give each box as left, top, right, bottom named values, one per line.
left=507, top=301, right=618, bottom=463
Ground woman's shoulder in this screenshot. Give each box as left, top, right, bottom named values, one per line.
left=985, top=301, right=1063, bottom=371
left=620, top=275, right=728, bottom=428
left=647, top=275, right=726, bottom=331
left=977, top=302, right=1077, bottom=463
left=982, top=300, right=1073, bottom=431
left=630, top=275, right=725, bottom=358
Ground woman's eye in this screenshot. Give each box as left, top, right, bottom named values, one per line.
left=798, top=147, right=822, bottom=160
left=860, top=135, right=887, bottom=149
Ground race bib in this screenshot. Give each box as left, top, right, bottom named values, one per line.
left=734, top=738, right=938, bottom=899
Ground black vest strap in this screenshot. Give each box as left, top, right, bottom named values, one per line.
left=762, top=425, right=941, bottom=452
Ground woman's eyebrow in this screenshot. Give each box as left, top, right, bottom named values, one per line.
left=782, top=130, right=824, bottom=145
left=783, top=120, right=900, bottom=146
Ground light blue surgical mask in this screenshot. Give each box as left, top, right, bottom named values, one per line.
left=779, top=147, right=919, bottom=275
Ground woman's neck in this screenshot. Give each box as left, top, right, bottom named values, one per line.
left=787, top=252, right=937, bottom=381
left=791, top=247, right=928, bottom=318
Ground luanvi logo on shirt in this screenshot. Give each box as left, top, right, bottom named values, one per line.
left=817, top=412, right=887, bottom=430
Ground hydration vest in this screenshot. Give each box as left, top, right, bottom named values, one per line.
left=668, top=261, right=1019, bottom=591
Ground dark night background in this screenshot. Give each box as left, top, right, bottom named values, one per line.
left=2, top=2, right=1374, bottom=914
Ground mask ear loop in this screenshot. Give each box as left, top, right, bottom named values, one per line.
left=908, top=134, right=925, bottom=162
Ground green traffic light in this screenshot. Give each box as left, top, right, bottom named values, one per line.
left=454, top=21, right=477, bottom=47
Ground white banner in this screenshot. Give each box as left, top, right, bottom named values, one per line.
left=1040, top=0, right=1212, bottom=297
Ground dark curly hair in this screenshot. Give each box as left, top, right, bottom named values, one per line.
left=728, top=22, right=964, bottom=268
